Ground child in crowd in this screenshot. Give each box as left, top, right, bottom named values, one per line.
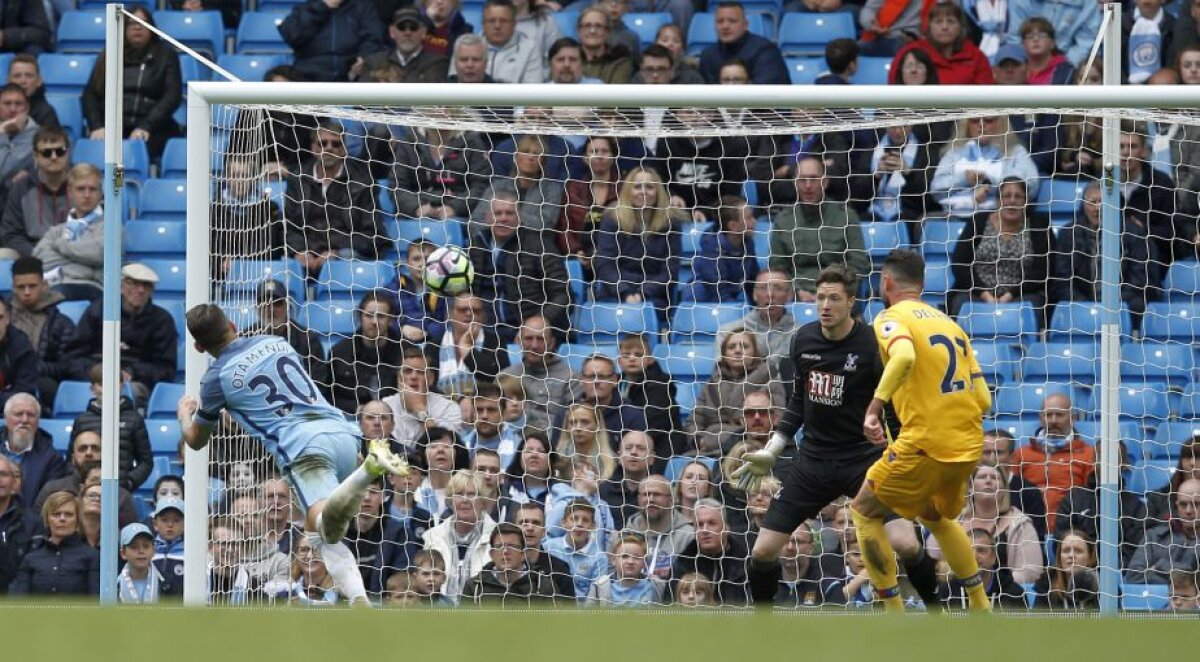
left=586, top=533, right=666, bottom=607
left=815, top=37, right=859, bottom=84
left=823, top=538, right=874, bottom=608
left=544, top=498, right=609, bottom=600
left=384, top=570, right=421, bottom=607
left=412, top=549, right=452, bottom=606
left=152, top=498, right=184, bottom=563
left=1170, top=570, right=1200, bottom=611
left=386, top=239, right=448, bottom=344
left=495, top=374, right=528, bottom=428
left=545, top=456, right=616, bottom=547
left=692, top=195, right=759, bottom=303
left=117, top=523, right=169, bottom=603
left=675, top=571, right=716, bottom=608
left=286, top=535, right=339, bottom=607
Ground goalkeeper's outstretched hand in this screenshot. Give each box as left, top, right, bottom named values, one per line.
left=730, top=432, right=789, bottom=493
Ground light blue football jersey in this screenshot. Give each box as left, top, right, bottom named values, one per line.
left=196, top=335, right=359, bottom=468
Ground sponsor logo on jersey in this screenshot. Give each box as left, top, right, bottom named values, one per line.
left=843, top=353, right=859, bottom=372
left=807, top=369, right=845, bottom=407
left=880, top=321, right=899, bottom=338
left=800, top=353, right=822, bottom=361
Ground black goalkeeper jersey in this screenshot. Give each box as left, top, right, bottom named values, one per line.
left=776, top=319, right=896, bottom=461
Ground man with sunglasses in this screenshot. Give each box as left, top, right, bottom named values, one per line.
left=0, top=125, right=68, bottom=260
left=359, top=7, right=449, bottom=83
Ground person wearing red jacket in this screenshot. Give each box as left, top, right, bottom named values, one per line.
left=888, top=3, right=994, bottom=85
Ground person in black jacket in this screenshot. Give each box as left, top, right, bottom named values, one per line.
left=0, top=297, right=38, bottom=411
left=615, top=333, right=685, bottom=464
left=81, top=6, right=182, bottom=159
left=242, top=279, right=329, bottom=388
left=327, top=291, right=404, bottom=415
left=0, top=392, right=67, bottom=506
left=1054, top=440, right=1147, bottom=568
left=0, top=0, right=51, bottom=55
left=864, top=123, right=936, bottom=242
left=599, top=431, right=652, bottom=529
left=467, top=523, right=560, bottom=605
left=672, top=498, right=749, bottom=606
left=1120, top=121, right=1194, bottom=281
left=211, top=153, right=285, bottom=283
left=0, top=455, right=35, bottom=593
left=32, top=429, right=140, bottom=527
left=8, top=257, right=75, bottom=414
left=468, top=189, right=572, bottom=344
left=61, top=263, right=178, bottom=404
left=70, top=364, right=153, bottom=492
left=9, top=490, right=99, bottom=596
left=279, top=0, right=388, bottom=82
left=6, top=55, right=58, bottom=129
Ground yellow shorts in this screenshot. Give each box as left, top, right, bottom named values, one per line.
left=865, top=447, right=977, bottom=521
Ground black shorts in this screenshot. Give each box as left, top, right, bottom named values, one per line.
left=761, top=451, right=877, bottom=535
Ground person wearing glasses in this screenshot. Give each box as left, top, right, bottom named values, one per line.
left=0, top=126, right=69, bottom=261
left=358, top=7, right=449, bottom=83
left=577, top=6, right=634, bottom=84
left=467, top=522, right=559, bottom=605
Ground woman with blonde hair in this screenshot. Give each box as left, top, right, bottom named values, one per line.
left=673, top=460, right=714, bottom=523
left=687, top=328, right=783, bottom=454
left=592, top=167, right=685, bottom=312
left=553, top=402, right=617, bottom=481
left=930, top=114, right=1040, bottom=218
left=9, top=491, right=99, bottom=595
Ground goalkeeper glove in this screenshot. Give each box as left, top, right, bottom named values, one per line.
left=731, top=432, right=789, bottom=493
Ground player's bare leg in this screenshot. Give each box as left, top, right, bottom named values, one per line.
left=916, top=503, right=991, bottom=613
left=850, top=484, right=905, bottom=613
left=748, top=528, right=792, bottom=605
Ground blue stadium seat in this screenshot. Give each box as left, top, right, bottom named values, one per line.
left=851, top=56, right=892, bottom=85
left=0, top=55, right=11, bottom=78
left=38, top=54, right=98, bottom=96
left=461, top=7, right=483, bottom=34
left=0, top=259, right=11, bottom=294
left=154, top=11, right=225, bottom=58
left=1121, top=583, right=1170, bottom=611
left=124, top=221, right=187, bottom=260
left=58, top=300, right=91, bottom=325
left=258, top=0, right=307, bottom=10
left=574, top=302, right=658, bottom=343
left=670, top=302, right=747, bottom=343
left=45, top=95, right=84, bottom=141
left=55, top=11, right=106, bottom=52
left=1149, top=421, right=1200, bottom=460
left=969, top=340, right=1019, bottom=386
left=663, top=455, right=719, bottom=483
left=921, top=220, right=965, bottom=258
left=1072, top=420, right=1145, bottom=463
left=787, top=302, right=818, bottom=325
left=394, top=219, right=465, bottom=252
left=43, top=419, right=75, bottom=453
left=565, top=257, right=587, bottom=307
left=653, top=343, right=718, bottom=383
left=158, top=299, right=187, bottom=338
left=1121, top=340, right=1196, bottom=388
left=557, top=343, right=619, bottom=373
left=1126, top=460, right=1176, bottom=495
left=217, top=54, right=289, bottom=82
left=219, top=302, right=259, bottom=329
left=1034, top=177, right=1087, bottom=224
left=752, top=219, right=771, bottom=269
left=680, top=222, right=708, bottom=260
left=1048, top=301, right=1133, bottom=339
left=861, top=221, right=909, bottom=261
left=624, top=13, right=672, bottom=48
left=299, top=299, right=358, bottom=336
left=160, top=138, right=188, bottom=179
left=137, top=456, right=174, bottom=495
left=1087, top=383, right=1171, bottom=424
left=236, top=12, right=289, bottom=54
left=178, top=54, right=211, bottom=96
left=72, top=139, right=150, bottom=183
left=785, top=57, right=824, bottom=85
left=1143, top=302, right=1200, bottom=340
left=223, top=258, right=305, bottom=303
left=147, top=383, right=186, bottom=420
left=1181, top=390, right=1200, bottom=418
left=687, top=12, right=771, bottom=54
left=991, top=383, right=1072, bottom=420
left=778, top=12, right=856, bottom=55
left=54, top=380, right=94, bottom=418
left=553, top=8, right=581, bottom=40
left=714, top=0, right=785, bottom=14
left=861, top=299, right=885, bottom=323
left=138, top=179, right=188, bottom=222
left=1164, top=260, right=1200, bottom=300
left=315, top=259, right=392, bottom=297
left=987, top=416, right=1039, bottom=441
left=956, top=302, right=1038, bottom=341
left=676, top=380, right=705, bottom=421
left=921, top=257, right=952, bottom=309
left=134, top=259, right=186, bottom=298
left=1021, top=340, right=1099, bottom=384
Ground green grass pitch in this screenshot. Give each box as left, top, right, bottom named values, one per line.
left=2, top=605, right=1196, bottom=661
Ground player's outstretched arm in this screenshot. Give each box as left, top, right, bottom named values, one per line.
left=865, top=337, right=915, bottom=444
left=177, top=395, right=214, bottom=451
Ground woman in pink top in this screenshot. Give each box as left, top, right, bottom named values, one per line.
left=1020, top=17, right=1076, bottom=85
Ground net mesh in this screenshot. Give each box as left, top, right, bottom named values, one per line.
left=190, top=99, right=1200, bottom=612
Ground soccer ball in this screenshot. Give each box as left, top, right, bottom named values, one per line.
left=424, top=245, right=474, bottom=296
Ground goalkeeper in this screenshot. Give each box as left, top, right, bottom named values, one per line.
left=732, top=267, right=941, bottom=609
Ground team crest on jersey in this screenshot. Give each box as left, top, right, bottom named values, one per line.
left=843, top=353, right=859, bottom=372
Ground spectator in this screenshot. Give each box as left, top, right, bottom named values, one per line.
left=383, top=348, right=463, bottom=445
left=593, top=167, right=685, bottom=311
left=543, top=497, right=609, bottom=599
left=654, top=109, right=750, bottom=221
left=285, top=535, right=340, bottom=606
left=568, top=354, right=648, bottom=441
left=821, top=537, right=874, bottom=607
left=623, top=474, right=693, bottom=579
left=465, top=0, right=542, bottom=84
left=1147, top=437, right=1200, bottom=524
left=81, top=6, right=181, bottom=158
left=345, top=479, right=386, bottom=599
left=698, top=2, right=788, bottom=85
left=360, top=7, right=449, bottom=83
left=501, top=432, right=560, bottom=515
left=358, top=399, right=395, bottom=444
left=412, top=426, right=471, bottom=515
left=327, top=290, right=404, bottom=415
left=1171, top=569, right=1200, bottom=611
left=1168, top=0, right=1200, bottom=65
left=1033, top=529, right=1100, bottom=610
left=240, top=279, right=327, bottom=387
left=260, top=476, right=301, bottom=555
left=6, top=55, right=56, bottom=129
left=1050, top=180, right=1159, bottom=318
left=382, top=240, right=450, bottom=344
left=947, top=177, right=1053, bottom=318
left=615, top=333, right=685, bottom=463
left=467, top=521, right=558, bottom=604
left=0, top=127, right=69, bottom=260
left=712, top=389, right=782, bottom=459
left=1019, top=17, right=1076, bottom=85
left=673, top=460, right=713, bottom=522
left=407, top=549, right=451, bottom=605
left=71, top=364, right=152, bottom=492
left=1173, top=45, right=1200, bottom=221
left=0, top=454, right=33, bottom=590
left=31, top=429, right=138, bottom=525
left=462, top=381, right=521, bottom=470
left=552, top=403, right=618, bottom=482
left=931, top=116, right=1040, bottom=220
left=646, top=29, right=704, bottom=84
left=941, top=528, right=1028, bottom=610
left=775, top=522, right=823, bottom=607
left=866, top=123, right=936, bottom=244
left=512, top=501, right=575, bottom=598
left=279, top=0, right=386, bottom=82
left=715, top=270, right=799, bottom=365
left=77, top=478, right=103, bottom=548
left=31, top=163, right=105, bottom=302
left=513, top=0, right=562, bottom=56
left=284, top=122, right=386, bottom=277
left=229, top=496, right=290, bottom=594
left=497, top=316, right=574, bottom=435
left=891, top=35, right=941, bottom=85
left=691, top=195, right=758, bottom=304
left=675, top=570, right=716, bottom=607
left=378, top=452, right=433, bottom=577
left=210, top=154, right=284, bottom=282
left=960, top=0, right=1011, bottom=58
left=600, top=431, right=652, bottom=529
left=673, top=498, right=749, bottom=605
left=116, top=522, right=172, bottom=603
left=983, top=427, right=1047, bottom=538
left=1127, top=477, right=1200, bottom=584
left=1005, top=0, right=1101, bottom=67
left=0, top=84, right=36, bottom=183
left=422, top=470, right=497, bottom=600
left=888, top=3, right=995, bottom=85
left=8, top=491, right=98, bottom=595
left=423, top=0, right=474, bottom=57
left=1010, top=393, right=1096, bottom=531
left=928, top=462, right=1043, bottom=584
left=0, top=392, right=65, bottom=505
left=447, top=34, right=492, bottom=84
left=390, top=125, right=492, bottom=222
left=744, top=476, right=780, bottom=535
left=0, top=296, right=36, bottom=409
left=241, top=66, right=319, bottom=177
left=1055, top=440, right=1146, bottom=567
left=860, top=0, right=925, bottom=57
left=587, top=532, right=667, bottom=606
left=472, top=448, right=504, bottom=517
left=167, top=0, right=241, bottom=29
left=686, top=329, right=782, bottom=455
left=207, top=517, right=253, bottom=604
left=769, top=156, right=871, bottom=301
left=1121, top=120, right=1191, bottom=278
left=816, top=38, right=859, bottom=84
left=62, top=263, right=178, bottom=400
left=0, top=0, right=50, bottom=54
left=576, top=7, right=634, bottom=84
left=991, top=45, right=1028, bottom=85
left=485, top=136, right=566, bottom=233
left=596, top=0, right=642, bottom=57
left=559, top=135, right=621, bottom=263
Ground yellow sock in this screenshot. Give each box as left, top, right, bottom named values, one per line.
left=850, top=507, right=904, bottom=613
left=921, top=517, right=991, bottom=612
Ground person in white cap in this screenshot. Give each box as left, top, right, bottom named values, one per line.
left=61, top=262, right=179, bottom=405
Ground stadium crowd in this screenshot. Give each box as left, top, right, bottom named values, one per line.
left=0, top=0, right=1199, bottom=610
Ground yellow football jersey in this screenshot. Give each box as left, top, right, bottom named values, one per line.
left=872, top=300, right=986, bottom=463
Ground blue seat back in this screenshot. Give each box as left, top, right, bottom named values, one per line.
left=299, top=299, right=359, bottom=336
left=921, top=221, right=965, bottom=257
left=1021, top=340, right=1100, bottom=384
left=223, top=258, right=306, bottom=303
left=138, top=179, right=188, bottom=222
left=147, top=383, right=186, bottom=419
left=216, top=54, right=290, bottom=82
left=38, top=53, right=98, bottom=95
left=991, top=383, right=1073, bottom=420
left=56, top=11, right=106, bottom=52
left=72, top=139, right=149, bottom=182
left=574, top=303, right=658, bottom=343
left=53, top=380, right=94, bottom=417
left=1048, top=301, right=1132, bottom=339
left=653, top=343, right=718, bottom=383
left=161, top=138, right=188, bottom=179
left=851, top=56, right=892, bottom=84
left=670, top=302, right=747, bottom=343
left=236, top=12, right=289, bottom=54
left=1163, top=260, right=1200, bottom=300
left=137, top=259, right=187, bottom=295
left=125, top=221, right=187, bottom=260
left=154, top=10, right=225, bottom=58
left=1121, top=583, right=1170, bottom=610
left=785, top=57, right=824, bottom=84
left=1143, top=302, right=1200, bottom=340
left=778, top=12, right=856, bottom=55
left=969, top=340, right=1019, bottom=386
left=315, top=260, right=393, bottom=297
left=623, top=13, right=672, bottom=48
left=45, top=95, right=84, bottom=141
left=957, top=302, right=1038, bottom=341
